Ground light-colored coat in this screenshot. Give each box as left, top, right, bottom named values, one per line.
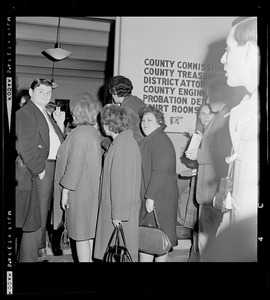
left=230, top=92, right=258, bottom=221
left=93, top=130, right=141, bottom=262
left=54, top=125, right=102, bottom=240
left=220, top=92, right=258, bottom=231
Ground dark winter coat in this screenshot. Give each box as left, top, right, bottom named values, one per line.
left=121, top=95, right=146, bottom=143
left=94, top=130, right=141, bottom=261
left=139, top=127, right=178, bottom=247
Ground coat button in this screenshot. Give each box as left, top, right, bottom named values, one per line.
left=37, top=144, right=42, bottom=148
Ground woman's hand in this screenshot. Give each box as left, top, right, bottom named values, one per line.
left=61, top=187, right=70, bottom=210
left=185, top=149, right=198, bottom=160
left=145, top=198, right=154, bottom=213
left=185, top=127, right=195, bottom=137
left=112, top=219, right=122, bottom=227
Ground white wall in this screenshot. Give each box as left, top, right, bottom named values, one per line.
left=114, top=16, right=244, bottom=173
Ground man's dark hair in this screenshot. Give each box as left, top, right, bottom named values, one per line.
left=30, top=78, right=53, bottom=90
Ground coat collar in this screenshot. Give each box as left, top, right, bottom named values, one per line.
left=27, top=98, right=42, bottom=111
left=139, top=127, right=163, bottom=146
left=111, top=129, right=133, bottom=144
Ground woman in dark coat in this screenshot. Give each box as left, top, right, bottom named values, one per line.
left=93, top=104, right=141, bottom=262
left=108, top=75, right=146, bottom=143
left=139, top=105, right=179, bottom=262
left=54, top=93, right=102, bottom=262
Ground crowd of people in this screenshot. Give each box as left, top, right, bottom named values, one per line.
left=14, top=16, right=259, bottom=263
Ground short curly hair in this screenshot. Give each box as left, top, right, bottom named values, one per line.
left=100, top=104, right=130, bottom=134
left=108, top=75, right=133, bottom=97
left=139, top=104, right=167, bottom=130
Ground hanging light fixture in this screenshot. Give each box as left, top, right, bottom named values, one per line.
left=42, top=17, right=71, bottom=61
left=50, top=61, right=59, bottom=89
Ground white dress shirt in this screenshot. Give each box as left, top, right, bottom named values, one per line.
left=35, top=102, right=61, bottom=160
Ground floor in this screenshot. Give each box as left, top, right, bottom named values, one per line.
left=43, top=225, right=192, bottom=263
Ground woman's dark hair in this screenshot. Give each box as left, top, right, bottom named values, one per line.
left=108, top=75, right=133, bottom=97
left=205, top=76, right=237, bottom=105
left=195, top=103, right=214, bottom=132
left=205, top=76, right=228, bottom=95
left=197, top=103, right=211, bottom=115
left=100, top=104, right=130, bottom=134
left=139, top=104, right=167, bottom=130
left=30, top=78, right=53, bottom=90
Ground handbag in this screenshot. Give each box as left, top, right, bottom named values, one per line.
left=139, top=208, right=171, bottom=255
left=60, top=210, right=70, bottom=250
left=103, top=224, right=133, bottom=262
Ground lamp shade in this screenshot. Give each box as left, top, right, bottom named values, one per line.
left=43, top=43, right=71, bottom=61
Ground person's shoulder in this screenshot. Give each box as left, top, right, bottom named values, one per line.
left=73, top=125, right=97, bottom=136
left=155, top=130, right=174, bottom=147
left=132, top=95, right=144, bottom=102
left=132, top=95, right=146, bottom=107
left=113, top=129, right=130, bottom=145
left=217, top=105, right=231, bottom=119
left=221, top=104, right=231, bottom=113
left=149, top=129, right=166, bottom=144
left=118, top=130, right=140, bottom=153
left=69, top=126, right=92, bottom=145
left=16, top=101, right=36, bottom=116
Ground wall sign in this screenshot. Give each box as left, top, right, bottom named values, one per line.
left=142, top=57, right=224, bottom=132
left=114, top=17, right=236, bottom=133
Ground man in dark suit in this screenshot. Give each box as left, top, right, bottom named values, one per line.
left=185, top=77, right=240, bottom=261
left=16, top=78, right=64, bottom=262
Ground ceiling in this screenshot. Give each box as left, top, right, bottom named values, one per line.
left=16, top=16, right=116, bottom=81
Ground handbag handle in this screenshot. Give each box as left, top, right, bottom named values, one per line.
left=64, top=209, right=67, bottom=229
left=118, top=224, right=127, bottom=248
left=106, top=224, right=127, bottom=248
left=139, top=207, right=160, bottom=228
left=106, top=226, right=118, bottom=248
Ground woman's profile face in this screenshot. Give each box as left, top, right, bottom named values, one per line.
left=141, top=112, right=160, bottom=136
left=198, top=105, right=215, bottom=127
